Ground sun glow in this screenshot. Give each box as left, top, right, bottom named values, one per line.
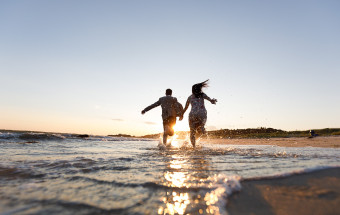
left=170, top=134, right=180, bottom=147
left=167, top=133, right=191, bottom=148
left=173, top=120, right=189, bottom=132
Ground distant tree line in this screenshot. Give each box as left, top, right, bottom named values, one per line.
left=136, top=128, right=340, bottom=139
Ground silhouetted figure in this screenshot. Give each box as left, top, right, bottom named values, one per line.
left=309, top=130, right=317, bottom=138
left=141, top=89, right=181, bottom=145
left=180, top=80, right=217, bottom=147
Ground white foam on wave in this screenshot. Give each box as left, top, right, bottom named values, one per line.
left=201, top=174, right=242, bottom=215
left=0, top=132, right=20, bottom=140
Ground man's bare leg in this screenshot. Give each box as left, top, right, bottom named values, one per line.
left=163, top=133, right=167, bottom=145
left=163, top=124, right=170, bottom=145
left=168, top=128, right=174, bottom=136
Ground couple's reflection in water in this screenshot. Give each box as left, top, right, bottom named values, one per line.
left=157, top=145, right=224, bottom=215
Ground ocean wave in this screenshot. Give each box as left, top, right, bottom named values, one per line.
left=0, top=132, right=20, bottom=140
left=67, top=175, right=165, bottom=189
left=0, top=166, right=46, bottom=179
left=18, top=133, right=66, bottom=141
left=0, top=130, right=152, bottom=143
left=0, top=131, right=66, bottom=142
left=28, top=158, right=131, bottom=175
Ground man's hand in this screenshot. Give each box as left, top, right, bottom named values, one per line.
left=141, top=110, right=146, bottom=115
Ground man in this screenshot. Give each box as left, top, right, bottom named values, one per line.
left=141, top=89, right=181, bottom=145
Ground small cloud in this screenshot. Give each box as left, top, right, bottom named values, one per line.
left=144, top=121, right=157, bottom=125
left=95, top=105, right=101, bottom=109
left=112, top=119, right=124, bottom=122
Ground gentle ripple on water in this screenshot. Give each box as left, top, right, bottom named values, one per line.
left=0, top=136, right=339, bottom=214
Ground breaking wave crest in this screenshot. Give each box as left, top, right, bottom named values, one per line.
left=0, top=130, right=149, bottom=142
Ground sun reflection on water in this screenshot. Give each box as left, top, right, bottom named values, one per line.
left=164, top=171, right=189, bottom=188
left=158, top=151, right=230, bottom=215
left=158, top=191, right=191, bottom=215
left=170, top=134, right=180, bottom=148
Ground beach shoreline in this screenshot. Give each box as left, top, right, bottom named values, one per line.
left=201, top=135, right=340, bottom=148
left=227, top=167, right=340, bottom=215
left=204, top=136, right=340, bottom=214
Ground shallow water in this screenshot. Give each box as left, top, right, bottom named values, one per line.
left=0, top=131, right=339, bottom=214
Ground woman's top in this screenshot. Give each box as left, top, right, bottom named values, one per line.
left=186, top=93, right=212, bottom=117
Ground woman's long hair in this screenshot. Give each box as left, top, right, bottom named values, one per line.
left=192, top=79, right=209, bottom=98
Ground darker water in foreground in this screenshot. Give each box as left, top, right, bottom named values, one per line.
left=0, top=131, right=339, bottom=214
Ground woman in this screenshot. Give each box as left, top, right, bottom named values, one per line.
left=180, top=80, right=217, bottom=147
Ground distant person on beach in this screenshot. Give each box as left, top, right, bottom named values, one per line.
left=309, top=130, right=318, bottom=138
left=180, top=80, right=217, bottom=147
left=141, top=89, right=182, bottom=145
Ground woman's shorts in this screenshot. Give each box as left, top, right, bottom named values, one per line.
left=189, top=113, right=207, bottom=130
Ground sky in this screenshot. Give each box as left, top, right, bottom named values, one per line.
left=1, top=1, right=339, bottom=136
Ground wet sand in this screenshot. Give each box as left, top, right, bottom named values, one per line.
left=201, top=136, right=340, bottom=214
left=227, top=167, right=340, bottom=215
left=202, top=136, right=340, bottom=148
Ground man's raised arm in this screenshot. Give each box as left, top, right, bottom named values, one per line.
left=141, top=100, right=161, bottom=114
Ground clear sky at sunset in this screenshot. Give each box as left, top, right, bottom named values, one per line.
left=1, top=1, right=339, bottom=136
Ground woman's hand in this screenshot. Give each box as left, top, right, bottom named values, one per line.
left=211, top=99, right=217, bottom=104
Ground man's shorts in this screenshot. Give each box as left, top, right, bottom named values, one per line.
left=163, top=116, right=176, bottom=128
left=163, top=116, right=176, bottom=136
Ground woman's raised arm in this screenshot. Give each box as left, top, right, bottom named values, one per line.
left=203, top=94, right=217, bottom=104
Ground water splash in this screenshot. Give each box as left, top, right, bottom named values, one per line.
left=158, top=133, right=192, bottom=149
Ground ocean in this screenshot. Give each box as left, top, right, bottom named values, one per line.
left=0, top=130, right=339, bottom=215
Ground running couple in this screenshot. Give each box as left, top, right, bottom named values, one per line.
left=141, top=80, right=217, bottom=147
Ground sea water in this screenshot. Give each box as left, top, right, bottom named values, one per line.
left=0, top=131, right=339, bottom=215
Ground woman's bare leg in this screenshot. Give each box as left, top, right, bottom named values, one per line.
left=190, top=129, right=196, bottom=147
